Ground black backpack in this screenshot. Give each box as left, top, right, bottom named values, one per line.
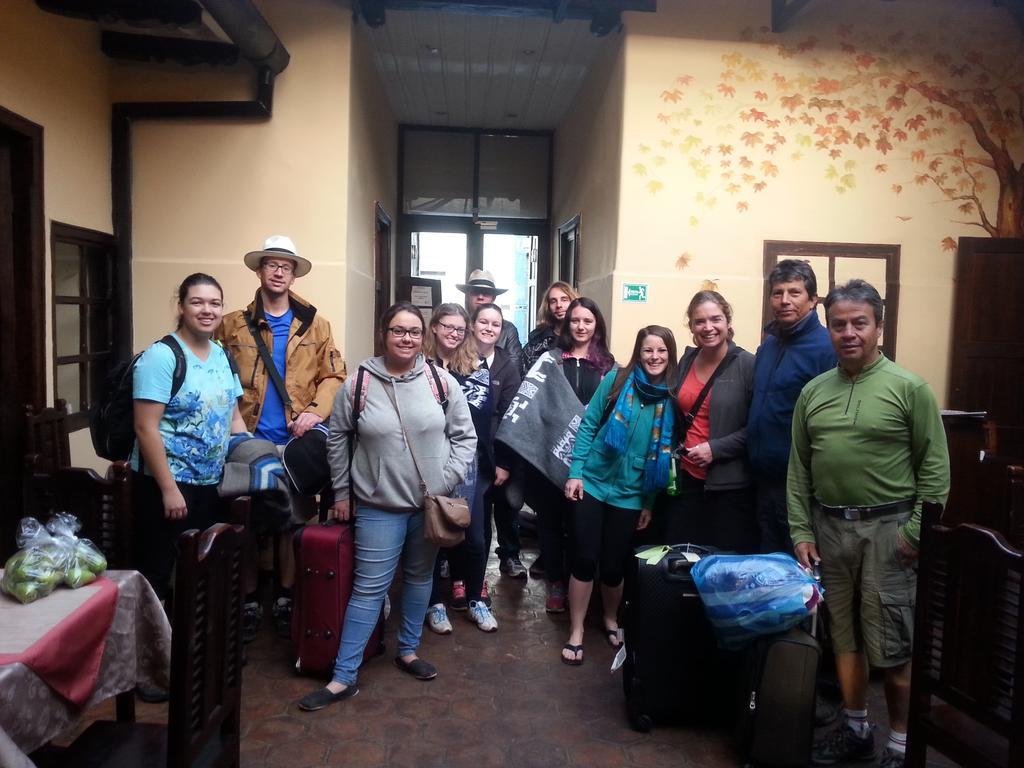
left=89, top=335, right=186, bottom=461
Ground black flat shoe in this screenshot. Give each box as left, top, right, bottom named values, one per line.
left=135, top=685, right=169, bottom=703
left=393, top=656, right=437, bottom=680
left=297, top=685, right=359, bottom=712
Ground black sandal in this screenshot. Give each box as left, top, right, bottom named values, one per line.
left=561, top=643, right=584, bottom=666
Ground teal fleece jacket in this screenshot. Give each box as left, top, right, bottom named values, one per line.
left=568, top=369, right=665, bottom=511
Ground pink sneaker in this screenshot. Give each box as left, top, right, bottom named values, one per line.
left=545, top=581, right=567, bottom=613
left=481, top=580, right=492, bottom=607
left=450, top=580, right=467, bottom=611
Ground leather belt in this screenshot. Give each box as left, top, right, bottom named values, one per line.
left=816, top=498, right=915, bottom=521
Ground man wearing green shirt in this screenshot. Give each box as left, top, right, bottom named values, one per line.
left=788, top=280, right=949, bottom=768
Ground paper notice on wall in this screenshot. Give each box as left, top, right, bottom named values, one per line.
left=410, top=285, right=433, bottom=307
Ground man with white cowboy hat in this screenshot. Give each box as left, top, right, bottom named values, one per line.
left=456, top=269, right=524, bottom=376
left=456, top=269, right=528, bottom=581
left=220, top=235, right=346, bottom=639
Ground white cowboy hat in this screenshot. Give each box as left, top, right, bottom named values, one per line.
left=243, top=235, right=312, bottom=278
left=455, top=269, right=508, bottom=296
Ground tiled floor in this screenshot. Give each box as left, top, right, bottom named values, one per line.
left=57, top=540, right=955, bottom=768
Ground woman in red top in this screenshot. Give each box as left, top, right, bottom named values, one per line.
left=666, top=291, right=758, bottom=553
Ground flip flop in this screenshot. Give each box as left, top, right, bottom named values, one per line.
left=604, top=627, right=622, bottom=649
left=561, top=643, right=584, bottom=666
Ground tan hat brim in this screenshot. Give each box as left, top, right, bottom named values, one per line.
left=455, top=283, right=508, bottom=296
left=244, top=250, right=312, bottom=278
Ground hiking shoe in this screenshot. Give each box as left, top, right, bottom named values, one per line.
left=811, top=723, right=877, bottom=765
left=272, top=597, right=292, bottom=639
left=499, top=556, right=528, bottom=579
left=242, top=601, right=263, bottom=643
left=545, top=581, right=567, bottom=613
left=468, top=600, right=498, bottom=632
left=481, top=580, right=492, bottom=607
left=878, top=747, right=905, bottom=768
left=426, top=603, right=453, bottom=634
left=450, top=581, right=468, bottom=611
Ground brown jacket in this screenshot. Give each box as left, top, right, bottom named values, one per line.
left=219, top=290, right=346, bottom=432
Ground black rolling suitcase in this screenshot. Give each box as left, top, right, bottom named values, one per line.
left=736, top=626, right=821, bottom=766
left=622, top=543, right=734, bottom=731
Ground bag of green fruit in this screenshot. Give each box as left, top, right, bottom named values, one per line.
left=1, top=518, right=65, bottom=604
left=46, top=512, right=107, bottom=588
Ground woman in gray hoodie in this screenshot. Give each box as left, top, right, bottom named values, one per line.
left=298, top=302, right=476, bottom=711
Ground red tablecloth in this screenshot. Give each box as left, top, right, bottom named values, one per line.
left=0, top=576, right=118, bottom=708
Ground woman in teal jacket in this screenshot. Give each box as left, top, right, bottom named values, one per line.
left=561, top=325, right=679, bottom=665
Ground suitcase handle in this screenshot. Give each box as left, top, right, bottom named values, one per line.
left=660, top=555, right=696, bottom=582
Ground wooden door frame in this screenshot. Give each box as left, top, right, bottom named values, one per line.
left=0, top=105, right=46, bottom=410
left=373, top=202, right=393, bottom=356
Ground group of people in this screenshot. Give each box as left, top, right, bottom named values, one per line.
left=130, top=240, right=948, bottom=768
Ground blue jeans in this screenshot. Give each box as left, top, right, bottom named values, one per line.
left=331, top=505, right=438, bottom=686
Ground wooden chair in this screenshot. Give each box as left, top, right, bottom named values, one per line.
left=906, top=505, right=1024, bottom=768
left=25, top=463, right=133, bottom=569
left=24, top=399, right=71, bottom=473
left=51, top=523, right=244, bottom=768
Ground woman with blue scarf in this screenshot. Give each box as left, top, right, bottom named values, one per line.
left=561, top=326, right=678, bottom=666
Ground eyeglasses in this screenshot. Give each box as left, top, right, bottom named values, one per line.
left=437, top=322, right=466, bottom=336
left=387, top=326, right=423, bottom=339
left=262, top=261, right=294, bottom=274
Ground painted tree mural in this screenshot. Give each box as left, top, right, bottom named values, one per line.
left=632, top=20, right=1024, bottom=249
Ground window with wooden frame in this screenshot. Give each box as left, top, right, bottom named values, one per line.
left=762, top=240, right=900, bottom=360
left=51, top=223, right=118, bottom=430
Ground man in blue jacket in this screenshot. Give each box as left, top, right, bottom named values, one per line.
left=747, top=259, right=835, bottom=554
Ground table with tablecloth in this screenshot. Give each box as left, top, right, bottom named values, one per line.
left=0, top=569, right=170, bottom=768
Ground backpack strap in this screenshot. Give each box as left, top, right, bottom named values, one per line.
left=424, top=359, right=449, bottom=413
left=158, top=335, right=188, bottom=399
left=213, top=338, right=240, bottom=378
left=350, top=366, right=369, bottom=430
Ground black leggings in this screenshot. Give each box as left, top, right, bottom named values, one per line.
left=133, top=471, right=229, bottom=601
left=570, top=494, right=640, bottom=586
left=531, top=472, right=574, bottom=585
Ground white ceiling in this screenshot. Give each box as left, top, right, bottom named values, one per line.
left=359, top=10, right=614, bottom=130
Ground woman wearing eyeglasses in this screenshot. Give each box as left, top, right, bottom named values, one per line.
left=298, top=301, right=476, bottom=711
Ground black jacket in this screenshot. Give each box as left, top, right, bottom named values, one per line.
left=497, top=320, right=525, bottom=378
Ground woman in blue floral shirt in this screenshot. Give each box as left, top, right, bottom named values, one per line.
left=132, top=273, right=246, bottom=600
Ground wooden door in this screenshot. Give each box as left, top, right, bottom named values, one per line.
left=948, top=237, right=1024, bottom=425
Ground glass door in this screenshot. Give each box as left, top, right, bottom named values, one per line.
left=483, top=232, right=538, bottom=345
left=410, top=230, right=468, bottom=305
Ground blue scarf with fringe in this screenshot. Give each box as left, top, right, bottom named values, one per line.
left=601, top=368, right=675, bottom=493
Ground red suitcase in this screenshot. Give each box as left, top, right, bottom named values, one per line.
left=291, top=521, right=384, bottom=677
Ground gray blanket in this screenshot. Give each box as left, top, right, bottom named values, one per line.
left=494, top=351, right=585, bottom=488
left=218, top=434, right=293, bottom=528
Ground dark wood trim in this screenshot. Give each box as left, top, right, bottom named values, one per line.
left=762, top=239, right=900, bottom=359
left=373, top=201, right=393, bottom=356
left=556, top=212, right=581, bottom=288
left=0, top=105, right=46, bottom=410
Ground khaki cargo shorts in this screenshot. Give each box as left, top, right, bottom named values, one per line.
left=813, top=509, right=916, bottom=668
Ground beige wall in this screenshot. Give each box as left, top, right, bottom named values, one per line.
left=1, top=0, right=114, bottom=466
left=128, top=0, right=352, bottom=353
left=612, top=0, right=1020, bottom=400
left=344, top=26, right=398, bottom=365
left=552, top=32, right=626, bottom=328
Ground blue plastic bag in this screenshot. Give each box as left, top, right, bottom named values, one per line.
left=690, top=553, right=822, bottom=649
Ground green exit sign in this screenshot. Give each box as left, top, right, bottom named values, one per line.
left=621, top=283, right=648, bottom=303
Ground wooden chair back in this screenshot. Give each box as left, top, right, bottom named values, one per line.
left=907, top=505, right=1024, bottom=768
left=167, top=523, right=244, bottom=768
left=24, top=400, right=71, bottom=472
left=25, top=463, right=133, bottom=569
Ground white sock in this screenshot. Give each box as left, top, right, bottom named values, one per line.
left=843, top=708, right=870, bottom=738
left=887, top=730, right=907, bottom=754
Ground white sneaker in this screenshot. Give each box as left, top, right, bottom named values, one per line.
left=468, top=600, right=498, bottom=632
left=425, top=603, right=453, bottom=634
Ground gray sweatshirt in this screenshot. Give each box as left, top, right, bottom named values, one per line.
left=327, top=355, right=477, bottom=510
